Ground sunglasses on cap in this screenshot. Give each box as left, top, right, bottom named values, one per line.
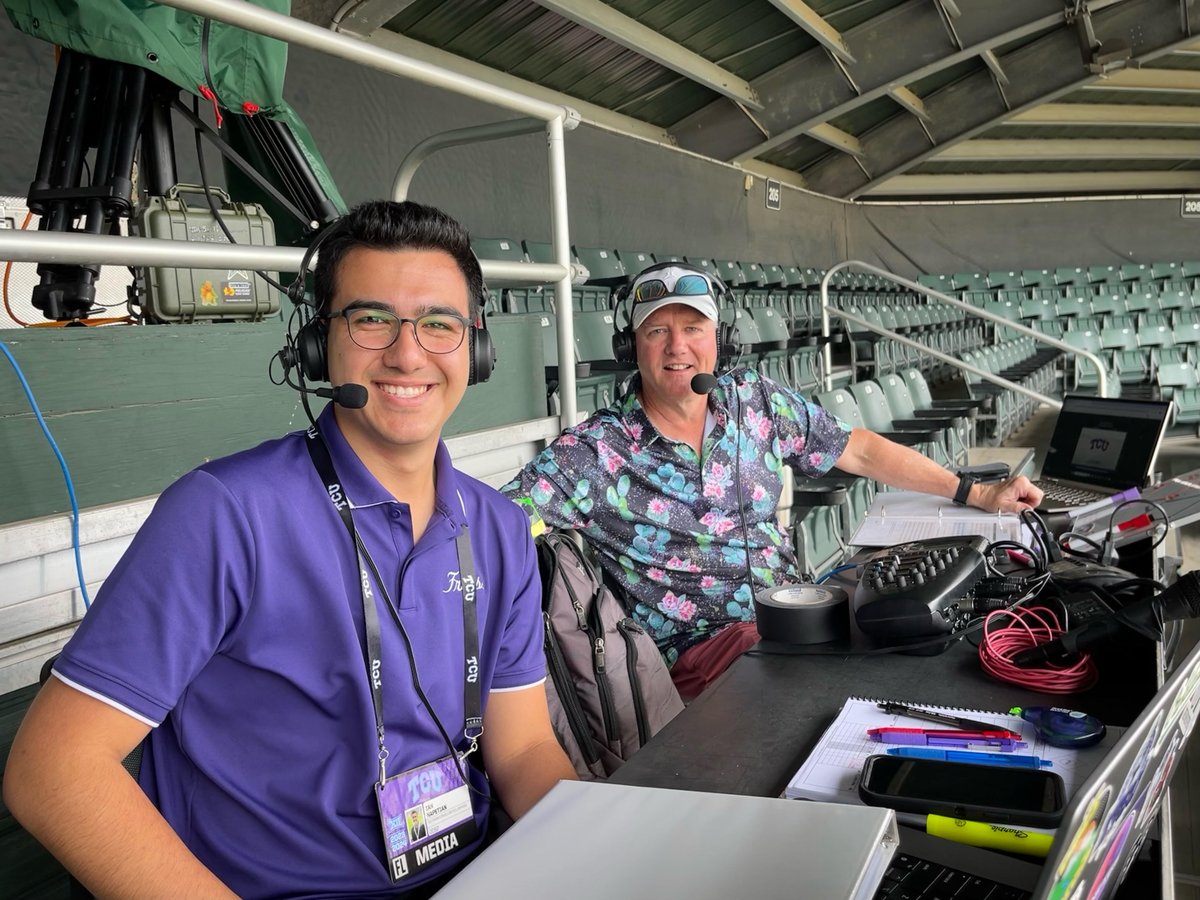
left=632, top=273, right=715, bottom=303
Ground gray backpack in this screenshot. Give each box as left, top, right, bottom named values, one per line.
left=536, top=532, right=684, bottom=779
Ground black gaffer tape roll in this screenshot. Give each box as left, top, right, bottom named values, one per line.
left=754, top=584, right=849, bottom=645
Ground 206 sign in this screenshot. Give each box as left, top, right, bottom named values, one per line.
left=1181, top=196, right=1200, bottom=218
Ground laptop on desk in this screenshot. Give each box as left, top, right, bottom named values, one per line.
left=876, top=636, right=1200, bottom=899
left=1034, top=396, right=1172, bottom=514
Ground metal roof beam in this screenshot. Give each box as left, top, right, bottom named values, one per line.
left=764, top=0, right=855, bottom=64
left=671, top=0, right=1126, bottom=162
left=330, top=0, right=419, bottom=38
left=1010, top=102, right=1200, bottom=126
left=801, top=0, right=1197, bottom=199
left=809, top=123, right=865, bottom=157
left=872, top=171, right=1200, bottom=196
left=888, top=86, right=930, bottom=121
left=1080, top=67, right=1200, bottom=92
left=980, top=49, right=1009, bottom=86
left=532, top=0, right=762, bottom=110
left=364, top=29, right=674, bottom=145
left=939, top=137, right=1200, bottom=160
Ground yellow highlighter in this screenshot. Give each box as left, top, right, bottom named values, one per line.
left=925, top=814, right=1055, bottom=858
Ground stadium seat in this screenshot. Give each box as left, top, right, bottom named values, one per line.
left=1156, top=361, right=1199, bottom=402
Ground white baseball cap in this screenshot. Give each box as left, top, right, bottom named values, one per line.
left=629, top=265, right=720, bottom=330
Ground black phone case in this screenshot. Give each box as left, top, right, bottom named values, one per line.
left=857, top=754, right=1067, bottom=827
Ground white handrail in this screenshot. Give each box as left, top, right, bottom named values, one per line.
left=818, top=260, right=1108, bottom=400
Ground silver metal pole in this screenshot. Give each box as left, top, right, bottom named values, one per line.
left=832, top=306, right=1062, bottom=410
left=392, top=118, right=550, bottom=202
left=0, top=229, right=574, bottom=289
left=155, top=0, right=577, bottom=124
left=821, top=259, right=1109, bottom=398
left=546, top=116, right=577, bottom=427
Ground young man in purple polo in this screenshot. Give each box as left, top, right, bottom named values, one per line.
left=6, top=201, right=576, bottom=898
left=503, top=262, right=1043, bottom=698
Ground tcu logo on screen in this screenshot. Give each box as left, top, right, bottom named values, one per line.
left=1089, top=438, right=1110, bottom=451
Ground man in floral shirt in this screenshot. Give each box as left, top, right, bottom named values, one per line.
left=502, top=263, right=1042, bottom=697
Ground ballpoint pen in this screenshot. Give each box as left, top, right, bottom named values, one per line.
left=877, top=701, right=1022, bottom=740
left=868, top=730, right=1026, bottom=750
left=886, top=747, right=1052, bottom=768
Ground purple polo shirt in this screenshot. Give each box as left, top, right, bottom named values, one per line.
left=53, top=405, right=545, bottom=898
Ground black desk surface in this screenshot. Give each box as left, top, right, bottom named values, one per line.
left=611, top=635, right=1157, bottom=799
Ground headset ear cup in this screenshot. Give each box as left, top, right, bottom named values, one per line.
left=296, top=318, right=329, bottom=382
left=612, top=327, right=635, bottom=365
left=469, top=326, right=495, bottom=385
left=718, top=322, right=742, bottom=369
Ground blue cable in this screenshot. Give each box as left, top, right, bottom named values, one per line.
left=1, top=339, right=91, bottom=609
left=816, top=563, right=858, bottom=584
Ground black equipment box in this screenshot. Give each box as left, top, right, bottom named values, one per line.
left=132, top=184, right=278, bottom=323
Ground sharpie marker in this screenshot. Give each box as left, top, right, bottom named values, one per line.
left=886, top=747, right=1052, bottom=768
left=895, top=812, right=1054, bottom=858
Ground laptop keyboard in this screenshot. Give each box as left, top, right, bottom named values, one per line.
left=1033, top=479, right=1108, bottom=507
left=874, top=851, right=1031, bottom=900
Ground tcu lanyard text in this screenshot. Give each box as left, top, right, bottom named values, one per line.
left=304, top=426, right=483, bottom=783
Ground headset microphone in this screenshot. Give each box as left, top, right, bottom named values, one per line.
left=691, top=373, right=718, bottom=395
left=285, top=376, right=369, bottom=410
left=317, top=383, right=368, bottom=409
left=276, top=344, right=369, bottom=410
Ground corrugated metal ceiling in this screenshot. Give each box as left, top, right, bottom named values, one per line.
left=301, top=0, right=1200, bottom=201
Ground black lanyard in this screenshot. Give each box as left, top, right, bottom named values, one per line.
left=304, top=424, right=483, bottom=783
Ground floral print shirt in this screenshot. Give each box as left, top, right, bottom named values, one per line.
left=501, top=367, right=853, bottom=663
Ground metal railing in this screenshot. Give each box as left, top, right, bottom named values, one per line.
left=3, top=0, right=587, bottom=425
left=819, top=260, right=1111, bottom=404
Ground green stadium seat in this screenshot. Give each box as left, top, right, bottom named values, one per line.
left=1151, top=262, right=1181, bottom=282
left=573, top=245, right=627, bottom=287
left=684, top=255, right=721, bottom=278
left=615, top=249, right=655, bottom=276
left=987, top=271, right=1023, bottom=290
left=1158, top=280, right=1192, bottom=312
left=1054, top=267, right=1089, bottom=286
left=954, top=272, right=990, bottom=291
left=1119, top=263, right=1151, bottom=283
left=1155, top=361, right=1198, bottom=401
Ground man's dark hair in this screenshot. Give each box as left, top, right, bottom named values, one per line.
left=312, top=200, right=485, bottom=318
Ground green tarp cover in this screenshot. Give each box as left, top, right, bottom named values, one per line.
left=4, top=0, right=345, bottom=213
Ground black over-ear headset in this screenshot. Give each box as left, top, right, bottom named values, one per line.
left=611, top=261, right=742, bottom=368
left=281, top=219, right=495, bottom=386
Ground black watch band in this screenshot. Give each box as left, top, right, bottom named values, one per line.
left=952, top=473, right=975, bottom=506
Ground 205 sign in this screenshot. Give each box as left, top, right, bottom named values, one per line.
left=766, top=179, right=782, bottom=211
left=1181, top=196, right=1200, bottom=218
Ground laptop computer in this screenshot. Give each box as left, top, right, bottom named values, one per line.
left=875, top=635, right=1200, bottom=899
left=438, top=780, right=899, bottom=899
left=1034, top=396, right=1172, bottom=514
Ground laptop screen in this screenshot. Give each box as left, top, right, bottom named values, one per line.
left=1039, top=396, right=1171, bottom=490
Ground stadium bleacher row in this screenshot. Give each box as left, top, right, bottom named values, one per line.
left=473, top=241, right=1200, bottom=581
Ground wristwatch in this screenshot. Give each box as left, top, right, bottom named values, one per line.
left=952, top=472, right=976, bottom=506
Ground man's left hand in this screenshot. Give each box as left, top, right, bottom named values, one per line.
left=970, top=475, right=1043, bottom=513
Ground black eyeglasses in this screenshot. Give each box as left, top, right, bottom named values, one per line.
left=327, top=305, right=470, bottom=353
